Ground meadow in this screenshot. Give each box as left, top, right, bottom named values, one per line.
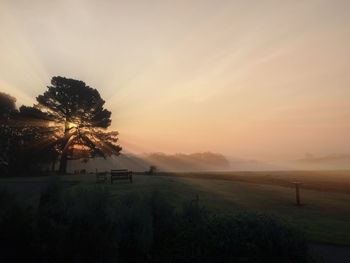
left=1, top=170, right=349, bottom=246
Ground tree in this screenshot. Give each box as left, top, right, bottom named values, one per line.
left=147, top=165, right=157, bottom=175
left=0, top=92, right=17, bottom=118
left=33, top=76, right=122, bottom=174
left=0, top=92, right=18, bottom=173
left=0, top=92, right=60, bottom=176
left=18, top=105, right=62, bottom=172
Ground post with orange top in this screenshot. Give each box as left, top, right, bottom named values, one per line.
left=293, top=182, right=302, bottom=206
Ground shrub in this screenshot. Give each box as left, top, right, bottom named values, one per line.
left=0, top=182, right=310, bottom=263
left=0, top=189, right=35, bottom=262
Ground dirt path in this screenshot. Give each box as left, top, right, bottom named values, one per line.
left=310, top=243, right=350, bottom=263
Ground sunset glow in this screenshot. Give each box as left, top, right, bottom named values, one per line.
left=1, top=0, right=350, bottom=164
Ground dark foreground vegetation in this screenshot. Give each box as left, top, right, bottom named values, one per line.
left=0, top=179, right=310, bottom=263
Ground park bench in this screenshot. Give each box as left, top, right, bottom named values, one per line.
left=110, top=169, right=133, bottom=184
left=96, top=171, right=108, bottom=183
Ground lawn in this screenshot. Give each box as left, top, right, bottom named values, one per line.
left=1, top=171, right=350, bottom=246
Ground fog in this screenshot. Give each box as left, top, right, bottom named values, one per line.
left=1, top=0, right=350, bottom=163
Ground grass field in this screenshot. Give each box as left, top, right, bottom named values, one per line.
left=1, top=170, right=350, bottom=246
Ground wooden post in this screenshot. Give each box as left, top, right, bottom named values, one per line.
left=293, top=182, right=302, bottom=206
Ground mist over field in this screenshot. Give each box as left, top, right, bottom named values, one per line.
left=70, top=152, right=230, bottom=173
left=69, top=151, right=350, bottom=173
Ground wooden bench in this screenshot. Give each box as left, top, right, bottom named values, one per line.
left=96, top=171, right=108, bottom=183
left=110, top=169, right=133, bottom=184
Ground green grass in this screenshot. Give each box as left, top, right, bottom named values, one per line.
left=1, top=172, right=350, bottom=246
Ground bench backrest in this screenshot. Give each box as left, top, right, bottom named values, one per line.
left=110, top=169, right=132, bottom=183
left=111, top=169, right=130, bottom=176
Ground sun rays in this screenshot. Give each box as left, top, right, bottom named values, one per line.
left=1, top=0, right=350, bottom=163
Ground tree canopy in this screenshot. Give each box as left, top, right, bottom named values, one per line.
left=0, top=77, right=122, bottom=175
left=0, top=92, right=17, bottom=173
left=0, top=93, right=55, bottom=175
left=0, top=92, right=17, bottom=119
left=37, top=76, right=112, bottom=128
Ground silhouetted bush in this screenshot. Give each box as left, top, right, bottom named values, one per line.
left=0, top=189, right=35, bottom=261
left=0, top=181, right=310, bottom=263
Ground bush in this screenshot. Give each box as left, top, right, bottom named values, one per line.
left=0, top=189, right=35, bottom=262
left=0, top=182, right=310, bottom=263
left=170, top=212, right=308, bottom=263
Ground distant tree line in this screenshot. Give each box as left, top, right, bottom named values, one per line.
left=0, top=76, right=121, bottom=176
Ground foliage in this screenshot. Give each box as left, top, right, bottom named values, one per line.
left=37, top=77, right=111, bottom=128
left=0, top=98, right=60, bottom=176
left=148, top=165, right=157, bottom=175
left=0, top=92, right=17, bottom=119
left=0, top=182, right=311, bottom=263
left=0, top=77, right=122, bottom=175
left=34, top=76, right=121, bottom=173
left=0, top=189, right=35, bottom=261
left=0, top=92, right=17, bottom=174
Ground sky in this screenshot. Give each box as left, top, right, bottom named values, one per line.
left=1, top=0, right=350, bottom=162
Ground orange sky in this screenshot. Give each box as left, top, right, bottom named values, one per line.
left=1, top=0, right=349, bottom=161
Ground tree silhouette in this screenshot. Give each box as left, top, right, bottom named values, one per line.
left=0, top=92, right=17, bottom=119
left=0, top=92, right=62, bottom=176
left=0, top=92, right=18, bottom=173
left=33, top=76, right=121, bottom=174
left=18, top=105, right=62, bottom=172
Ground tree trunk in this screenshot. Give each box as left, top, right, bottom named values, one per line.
left=59, top=153, right=68, bottom=174
left=51, top=158, right=56, bottom=172
left=58, top=121, right=69, bottom=174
